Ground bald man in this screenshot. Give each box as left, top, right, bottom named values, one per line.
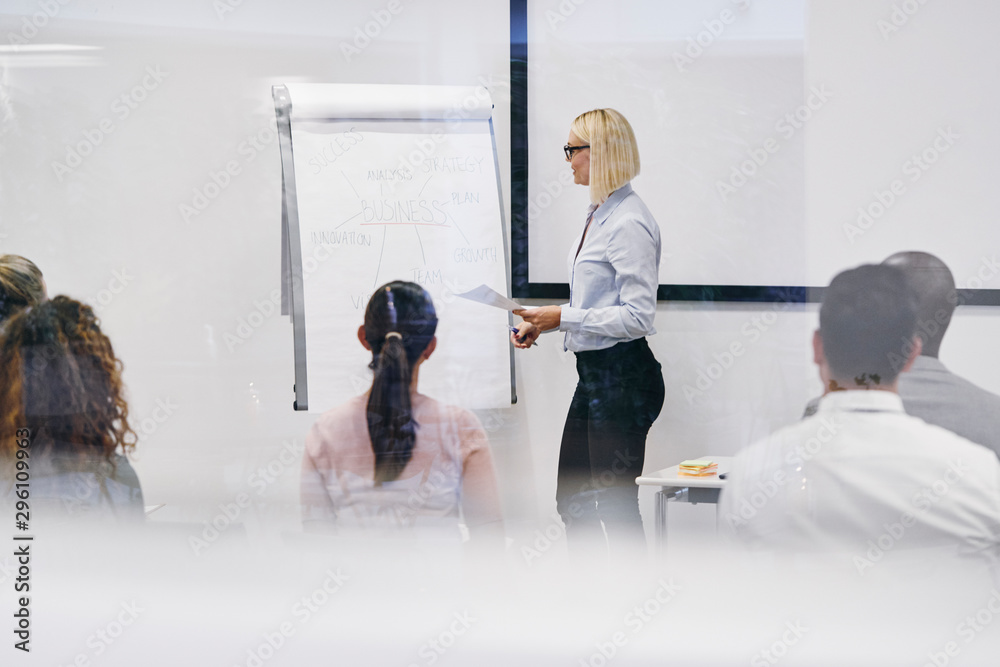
left=804, top=251, right=1000, bottom=459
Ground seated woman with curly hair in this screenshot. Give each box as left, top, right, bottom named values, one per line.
left=0, top=296, right=144, bottom=524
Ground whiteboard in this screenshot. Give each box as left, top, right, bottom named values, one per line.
left=520, top=0, right=807, bottom=290
left=513, top=0, right=1000, bottom=303
left=280, top=84, right=512, bottom=412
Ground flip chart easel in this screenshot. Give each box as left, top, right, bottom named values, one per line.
left=273, top=83, right=514, bottom=411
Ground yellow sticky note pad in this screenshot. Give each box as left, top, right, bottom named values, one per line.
left=679, top=460, right=714, bottom=468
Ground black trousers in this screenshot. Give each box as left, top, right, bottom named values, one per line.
left=556, top=337, right=665, bottom=552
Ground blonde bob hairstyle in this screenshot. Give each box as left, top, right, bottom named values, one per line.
left=570, top=108, right=640, bottom=204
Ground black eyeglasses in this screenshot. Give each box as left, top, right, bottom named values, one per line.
left=563, top=144, right=590, bottom=160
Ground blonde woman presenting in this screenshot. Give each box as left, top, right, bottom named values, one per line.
left=513, top=109, right=664, bottom=557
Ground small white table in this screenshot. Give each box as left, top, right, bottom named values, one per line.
left=636, top=456, right=732, bottom=554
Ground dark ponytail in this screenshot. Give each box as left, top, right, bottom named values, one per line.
left=363, top=282, right=438, bottom=484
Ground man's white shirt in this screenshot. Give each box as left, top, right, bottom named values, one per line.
left=719, top=390, right=1000, bottom=566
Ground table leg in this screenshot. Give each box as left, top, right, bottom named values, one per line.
left=655, top=489, right=668, bottom=558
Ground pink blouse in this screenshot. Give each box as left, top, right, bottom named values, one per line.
left=301, top=393, right=502, bottom=536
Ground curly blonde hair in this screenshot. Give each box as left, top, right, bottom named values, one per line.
left=0, top=296, right=136, bottom=460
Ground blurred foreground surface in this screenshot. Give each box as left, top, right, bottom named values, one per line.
left=3, top=520, right=999, bottom=666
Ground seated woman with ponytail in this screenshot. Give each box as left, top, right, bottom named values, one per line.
left=300, top=281, right=503, bottom=543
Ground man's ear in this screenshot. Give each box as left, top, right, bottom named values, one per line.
left=813, top=329, right=835, bottom=394
left=901, top=335, right=923, bottom=373
left=812, top=329, right=825, bottom=366
left=358, top=325, right=371, bottom=351
left=421, top=336, right=437, bottom=362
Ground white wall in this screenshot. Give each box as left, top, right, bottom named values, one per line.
left=806, top=0, right=1000, bottom=286
left=2, top=0, right=1000, bottom=556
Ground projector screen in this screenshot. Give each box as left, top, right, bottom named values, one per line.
left=510, top=0, right=1000, bottom=305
